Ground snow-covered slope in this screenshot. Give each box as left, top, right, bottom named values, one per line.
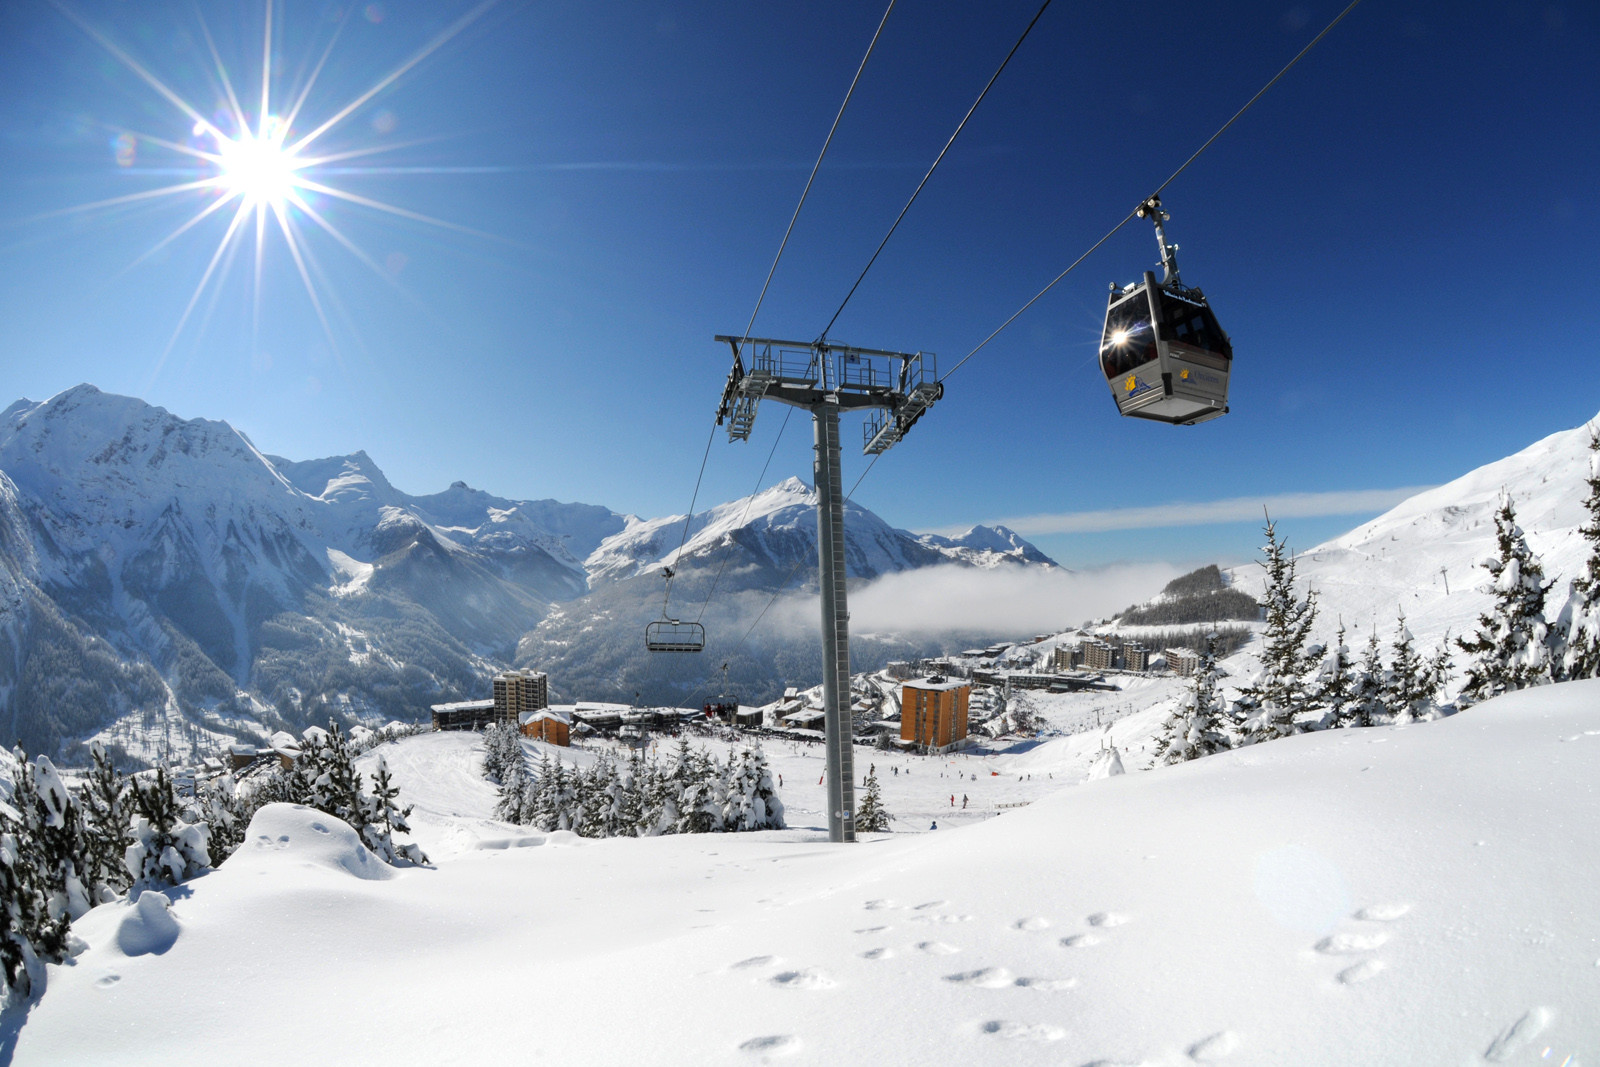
left=1227, top=411, right=1600, bottom=678
left=16, top=680, right=1599, bottom=1064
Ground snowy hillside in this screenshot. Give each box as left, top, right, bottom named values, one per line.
left=1225, top=411, right=1600, bottom=685
left=15, top=680, right=1599, bottom=1064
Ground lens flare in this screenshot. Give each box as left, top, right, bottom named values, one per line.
left=45, top=0, right=503, bottom=375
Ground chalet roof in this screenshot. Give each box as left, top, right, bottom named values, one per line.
left=519, top=709, right=572, bottom=726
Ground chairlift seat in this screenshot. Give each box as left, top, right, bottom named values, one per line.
left=646, top=619, right=705, bottom=653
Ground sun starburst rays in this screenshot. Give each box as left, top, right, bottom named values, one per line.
left=48, top=0, right=500, bottom=374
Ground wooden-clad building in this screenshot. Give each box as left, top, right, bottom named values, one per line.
left=900, top=676, right=971, bottom=753
left=519, top=709, right=571, bottom=746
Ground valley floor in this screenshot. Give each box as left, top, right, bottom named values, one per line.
left=10, top=681, right=1600, bottom=1066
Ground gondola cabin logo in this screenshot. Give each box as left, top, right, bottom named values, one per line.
left=1124, top=375, right=1153, bottom=397
left=1179, top=369, right=1190, bottom=380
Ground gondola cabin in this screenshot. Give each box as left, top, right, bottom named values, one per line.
left=1100, top=271, right=1231, bottom=426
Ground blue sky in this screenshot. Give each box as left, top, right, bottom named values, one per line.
left=1, top=0, right=1595, bottom=569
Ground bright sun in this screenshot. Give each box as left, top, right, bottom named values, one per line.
left=212, top=118, right=303, bottom=208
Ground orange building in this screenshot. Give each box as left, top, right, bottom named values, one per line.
left=519, top=709, right=571, bottom=746
left=900, top=677, right=971, bottom=753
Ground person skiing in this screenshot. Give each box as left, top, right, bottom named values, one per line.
left=930, top=821, right=938, bottom=830
left=949, top=794, right=955, bottom=807
left=962, top=794, right=968, bottom=809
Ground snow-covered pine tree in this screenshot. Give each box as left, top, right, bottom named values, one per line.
left=197, top=774, right=248, bottom=862
left=1154, top=634, right=1232, bottom=763
left=615, top=752, right=646, bottom=837
left=486, top=723, right=530, bottom=823
left=1235, top=518, right=1319, bottom=742
left=527, top=753, right=557, bottom=831
left=6, top=754, right=72, bottom=972
left=1310, top=622, right=1357, bottom=728
left=676, top=747, right=717, bottom=834
left=362, top=756, right=429, bottom=866
left=28, top=756, right=92, bottom=928
left=1559, top=428, right=1600, bottom=679
left=1349, top=626, right=1388, bottom=727
left=1421, top=634, right=1455, bottom=717
left=855, top=764, right=890, bottom=832
left=0, top=816, right=44, bottom=996
left=1385, top=611, right=1428, bottom=723
left=744, top=746, right=785, bottom=831
left=78, top=743, right=132, bottom=902
left=125, top=767, right=211, bottom=889
left=1457, top=488, right=1555, bottom=702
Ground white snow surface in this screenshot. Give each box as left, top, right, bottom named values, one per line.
left=16, top=680, right=1600, bottom=1064
left=1248, top=413, right=1598, bottom=657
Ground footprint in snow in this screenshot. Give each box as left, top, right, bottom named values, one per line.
left=863, top=899, right=896, bottom=910
left=769, top=968, right=836, bottom=990
left=738, top=1034, right=801, bottom=1059
left=914, top=900, right=950, bottom=910
left=1186, top=1030, right=1240, bottom=1061
left=910, top=912, right=973, bottom=925
left=1315, top=931, right=1387, bottom=955
left=917, top=941, right=961, bottom=955
left=978, top=1020, right=1066, bottom=1042
left=1013, top=917, right=1051, bottom=931
left=944, top=967, right=1015, bottom=988
left=1013, top=975, right=1077, bottom=990
left=854, top=925, right=891, bottom=934
left=1484, top=1007, right=1553, bottom=1062
left=1060, top=933, right=1101, bottom=948
left=94, top=973, right=121, bottom=989
left=1354, top=903, right=1410, bottom=922
left=860, top=947, right=894, bottom=960
left=1336, top=960, right=1385, bottom=985
left=731, top=955, right=780, bottom=970
left=1086, top=911, right=1130, bottom=928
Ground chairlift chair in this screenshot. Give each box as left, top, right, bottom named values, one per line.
left=645, top=566, right=705, bottom=652
left=1100, top=196, right=1231, bottom=426
left=645, top=619, right=705, bottom=653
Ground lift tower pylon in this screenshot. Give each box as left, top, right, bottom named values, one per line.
left=715, top=334, right=944, bottom=843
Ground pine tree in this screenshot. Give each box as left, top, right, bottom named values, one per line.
left=855, top=764, right=890, bottom=832
left=1458, top=489, right=1555, bottom=702
left=1311, top=622, right=1358, bottom=728
left=1349, top=627, right=1388, bottom=727
left=197, top=774, right=248, bottom=863
left=1560, top=428, right=1600, bottom=679
left=1235, top=518, right=1318, bottom=742
left=78, top=743, right=132, bottom=902
left=363, top=757, right=428, bottom=866
left=125, top=767, right=211, bottom=890
left=1154, top=634, right=1232, bottom=763
left=0, top=819, right=43, bottom=996
left=7, top=753, right=72, bottom=972
left=1385, top=611, right=1427, bottom=722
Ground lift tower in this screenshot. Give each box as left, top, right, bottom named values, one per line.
left=714, top=335, right=943, bottom=843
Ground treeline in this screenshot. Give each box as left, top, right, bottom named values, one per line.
left=0, top=723, right=426, bottom=1001
left=1117, top=564, right=1262, bottom=627
left=480, top=725, right=785, bottom=837
left=1159, top=434, right=1600, bottom=762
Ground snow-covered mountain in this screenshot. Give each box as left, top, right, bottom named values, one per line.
left=1224, top=410, right=1600, bottom=682
left=0, top=386, right=1057, bottom=763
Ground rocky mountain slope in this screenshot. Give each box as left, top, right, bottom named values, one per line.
left=0, top=386, right=1056, bottom=763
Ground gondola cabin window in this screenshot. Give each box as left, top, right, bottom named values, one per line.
left=1100, top=290, right=1156, bottom=380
